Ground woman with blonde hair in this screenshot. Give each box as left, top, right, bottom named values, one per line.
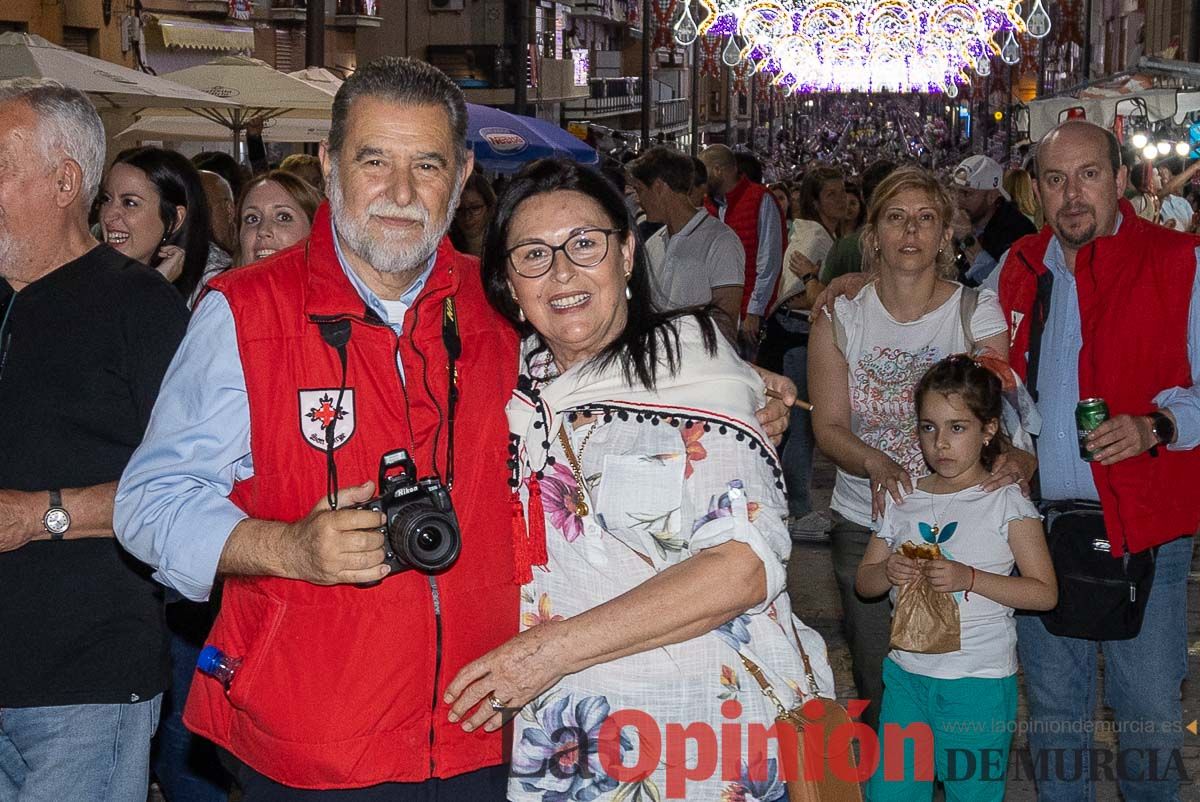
left=1003, top=167, right=1042, bottom=227
left=807, top=166, right=1030, bottom=732
left=236, top=169, right=322, bottom=266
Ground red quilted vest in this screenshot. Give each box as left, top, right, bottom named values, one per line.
left=706, top=176, right=785, bottom=315
left=1000, top=199, right=1200, bottom=554
left=183, top=205, right=520, bottom=788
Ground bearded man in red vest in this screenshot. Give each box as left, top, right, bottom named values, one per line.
left=700, top=144, right=785, bottom=348
left=113, top=57, right=519, bottom=798
left=994, top=120, right=1200, bottom=801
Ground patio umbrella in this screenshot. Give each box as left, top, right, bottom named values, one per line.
left=0, top=32, right=237, bottom=111
left=287, top=67, right=343, bottom=96
left=117, top=115, right=329, bottom=143
left=150, top=55, right=336, bottom=152
left=160, top=55, right=334, bottom=124
left=467, top=104, right=599, bottom=172
left=124, top=64, right=340, bottom=145
left=523, top=116, right=600, bottom=166
left=125, top=90, right=600, bottom=165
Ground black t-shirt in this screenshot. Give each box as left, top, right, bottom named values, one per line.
left=0, top=245, right=188, bottom=707
left=981, top=197, right=1038, bottom=261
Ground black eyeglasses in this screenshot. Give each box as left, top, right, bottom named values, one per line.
left=506, top=227, right=620, bottom=278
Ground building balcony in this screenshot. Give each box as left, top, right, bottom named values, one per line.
left=655, top=97, right=690, bottom=129
left=186, top=0, right=232, bottom=15
left=536, top=57, right=590, bottom=102
left=333, top=0, right=382, bottom=27
left=569, top=0, right=627, bottom=24
left=563, top=77, right=643, bottom=119
left=269, top=0, right=307, bottom=23
left=426, top=44, right=516, bottom=90
left=655, top=46, right=689, bottom=69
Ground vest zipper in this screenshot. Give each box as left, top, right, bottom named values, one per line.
left=315, top=305, right=447, bottom=773
left=403, top=293, right=446, bottom=776
left=393, top=323, right=445, bottom=775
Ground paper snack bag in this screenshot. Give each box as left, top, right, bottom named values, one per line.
left=889, top=543, right=961, bottom=654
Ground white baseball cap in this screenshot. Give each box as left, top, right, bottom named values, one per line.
left=952, top=155, right=1010, bottom=200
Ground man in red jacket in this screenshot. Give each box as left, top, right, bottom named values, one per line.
left=699, top=144, right=785, bottom=346
left=997, top=120, right=1200, bottom=800
left=115, top=57, right=518, bottom=798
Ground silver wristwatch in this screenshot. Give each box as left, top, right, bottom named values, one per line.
left=43, top=490, right=70, bottom=540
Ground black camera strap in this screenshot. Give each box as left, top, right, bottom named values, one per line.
left=313, top=297, right=459, bottom=507
left=442, top=297, right=460, bottom=490
left=318, top=319, right=352, bottom=509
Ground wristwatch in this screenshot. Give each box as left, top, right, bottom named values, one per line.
left=42, top=490, right=70, bottom=540
left=1149, top=411, right=1176, bottom=447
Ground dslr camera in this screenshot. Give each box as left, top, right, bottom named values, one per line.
left=355, top=449, right=461, bottom=575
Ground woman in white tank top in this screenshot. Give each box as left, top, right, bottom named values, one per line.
left=805, top=167, right=1017, bottom=732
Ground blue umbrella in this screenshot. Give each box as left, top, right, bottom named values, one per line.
left=523, top=116, right=600, bottom=167
left=467, top=103, right=598, bottom=172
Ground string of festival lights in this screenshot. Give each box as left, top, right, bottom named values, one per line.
left=670, top=0, right=1052, bottom=93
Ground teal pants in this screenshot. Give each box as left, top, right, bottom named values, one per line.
left=866, top=658, right=1017, bottom=802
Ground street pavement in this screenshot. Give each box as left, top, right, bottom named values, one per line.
left=787, top=452, right=1200, bottom=799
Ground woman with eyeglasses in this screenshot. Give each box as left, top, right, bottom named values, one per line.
left=449, top=170, right=495, bottom=258
left=807, top=166, right=1016, bottom=735
left=443, top=159, right=833, bottom=802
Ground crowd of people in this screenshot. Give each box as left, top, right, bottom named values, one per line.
left=0, top=54, right=1197, bottom=802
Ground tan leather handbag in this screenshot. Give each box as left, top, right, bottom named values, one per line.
left=740, top=643, right=864, bottom=802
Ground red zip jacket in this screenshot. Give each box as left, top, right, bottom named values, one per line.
left=706, top=176, right=786, bottom=315
left=1001, top=199, right=1200, bottom=554
left=183, top=205, right=519, bottom=788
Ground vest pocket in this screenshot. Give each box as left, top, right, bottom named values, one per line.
left=230, top=589, right=434, bottom=743
left=208, top=584, right=285, bottom=712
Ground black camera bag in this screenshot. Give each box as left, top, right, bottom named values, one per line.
left=1038, top=501, right=1155, bottom=641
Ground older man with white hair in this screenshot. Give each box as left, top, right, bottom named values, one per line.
left=0, top=78, right=189, bottom=800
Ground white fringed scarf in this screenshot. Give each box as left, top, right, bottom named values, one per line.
left=504, top=316, right=780, bottom=583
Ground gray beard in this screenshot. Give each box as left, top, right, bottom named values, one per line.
left=0, top=230, right=31, bottom=285
left=326, top=160, right=462, bottom=275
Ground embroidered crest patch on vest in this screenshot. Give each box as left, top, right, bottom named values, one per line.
left=299, top=389, right=355, bottom=450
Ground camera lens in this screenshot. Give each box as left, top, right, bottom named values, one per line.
left=387, top=505, right=461, bottom=573
left=416, top=526, right=442, bottom=552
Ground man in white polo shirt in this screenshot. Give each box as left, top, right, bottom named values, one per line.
left=627, top=146, right=745, bottom=339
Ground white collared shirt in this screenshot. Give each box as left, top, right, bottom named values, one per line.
left=643, top=209, right=745, bottom=312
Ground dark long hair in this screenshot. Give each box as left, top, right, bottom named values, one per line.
left=111, top=146, right=211, bottom=301
left=481, top=158, right=717, bottom=390
left=448, top=170, right=496, bottom=253
left=915, top=355, right=1009, bottom=471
